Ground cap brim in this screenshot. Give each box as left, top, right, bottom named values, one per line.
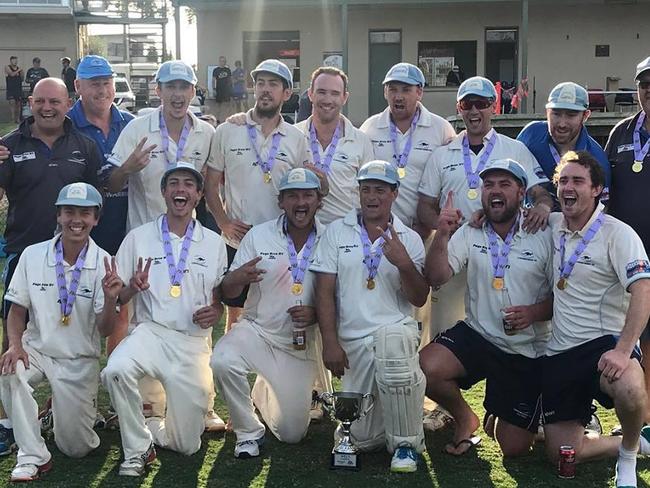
left=251, top=69, right=291, bottom=86
left=457, top=91, right=495, bottom=101
left=77, top=72, right=114, bottom=80
left=545, top=101, right=587, bottom=111
left=383, top=76, right=421, bottom=86
left=357, top=175, right=400, bottom=186
left=56, top=198, right=101, bottom=207
left=279, top=183, right=321, bottom=191
left=479, top=167, right=527, bottom=186
left=636, top=67, right=650, bottom=81
left=157, top=75, right=197, bottom=85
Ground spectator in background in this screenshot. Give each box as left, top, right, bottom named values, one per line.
left=212, top=56, right=232, bottom=124
left=61, top=57, right=76, bottom=97
left=231, top=60, right=248, bottom=113
left=25, top=58, right=49, bottom=95
left=446, top=65, right=462, bottom=87
left=4, top=56, right=23, bottom=124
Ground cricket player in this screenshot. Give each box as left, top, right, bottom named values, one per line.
left=311, top=160, right=429, bottom=473
left=0, top=183, right=119, bottom=482
left=102, top=162, right=228, bottom=476
left=212, top=168, right=324, bottom=458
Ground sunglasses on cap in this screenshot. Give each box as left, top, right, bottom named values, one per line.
left=638, top=81, right=650, bottom=90
left=458, top=98, right=493, bottom=110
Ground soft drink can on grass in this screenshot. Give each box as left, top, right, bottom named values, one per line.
left=558, top=445, right=576, bottom=479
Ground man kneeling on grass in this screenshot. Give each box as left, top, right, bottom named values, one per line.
left=0, top=183, right=120, bottom=482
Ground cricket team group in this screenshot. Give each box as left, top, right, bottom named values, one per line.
left=0, top=50, right=648, bottom=486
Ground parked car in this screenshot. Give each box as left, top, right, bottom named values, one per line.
left=114, top=76, right=136, bottom=112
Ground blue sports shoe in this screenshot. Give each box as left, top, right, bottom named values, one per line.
left=390, top=445, right=418, bottom=473
left=0, top=425, right=16, bottom=456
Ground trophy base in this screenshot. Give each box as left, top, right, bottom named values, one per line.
left=330, top=451, right=360, bottom=470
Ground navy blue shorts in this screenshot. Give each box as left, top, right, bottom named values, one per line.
left=434, top=321, right=542, bottom=432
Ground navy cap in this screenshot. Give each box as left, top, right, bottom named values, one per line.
left=278, top=168, right=321, bottom=191
left=545, top=82, right=589, bottom=112
left=382, top=63, right=425, bottom=87
left=251, top=59, right=293, bottom=90
left=457, top=76, right=497, bottom=101
left=161, top=161, right=203, bottom=189
left=76, top=55, right=114, bottom=80
left=357, top=160, right=400, bottom=187
left=56, top=183, right=103, bottom=208
left=479, top=159, right=528, bottom=188
left=156, top=60, right=197, bottom=85
left=635, top=56, right=650, bottom=81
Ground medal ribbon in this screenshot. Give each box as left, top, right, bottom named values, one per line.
left=283, top=216, right=317, bottom=286
left=389, top=109, right=420, bottom=170
left=558, top=212, right=605, bottom=281
left=309, top=119, right=341, bottom=175
left=358, top=214, right=386, bottom=282
left=486, top=216, right=519, bottom=281
left=462, top=132, right=498, bottom=190
left=247, top=124, right=283, bottom=178
left=161, top=216, right=195, bottom=287
left=549, top=143, right=562, bottom=165
left=55, top=238, right=88, bottom=319
left=633, top=112, right=650, bottom=164
left=159, top=111, right=191, bottom=169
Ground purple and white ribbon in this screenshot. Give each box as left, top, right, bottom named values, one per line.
left=633, top=112, right=650, bottom=164
left=159, top=111, right=191, bottom=169
left=55, top=238, right=88, bottom=320
left=389, top=109, right=420, bottom=170
left=284, top=216, right=317, bottom=285
left=486, top=216, right=519, bottom=281
left=358, top=214, right=386, bottom=282
left=161, top=215, right=195, bottom=287
left=247, top=124, right=283, bottom=178
left=309, top=119, right=341, bottom=175
left=558, top=212, right=605, bottom=281
left=462, top=132, right=497, bottom=190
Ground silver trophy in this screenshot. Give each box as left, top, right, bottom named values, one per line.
left=319, top=391, right=374, bottom=470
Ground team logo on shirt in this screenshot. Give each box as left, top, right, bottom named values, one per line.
left=443, top=162, right=462, bottom=172
left=517, top=249, right=537, bottom=262
left=230, top=147, right=250, bottom=156
left=626, top=259, right=650, bottom=279
left=334, top=152, right=349, bottom=163
left=414, top=140, right=432, bottom=152
left=617, top=144, right=634, bottom=154
left=260, top=251, right=283, bottom=260
left=339, top=244, right=359, bottom=253
left=77, top=286, right=94, bottom=299
left=577, top=254, right=594, bottom=266
left=373, top=139, right=390, bottom=147
left=191, top=255, right=208, bottom=267
left=68, top=151, right=87, bottom=165
left=275, top=151, right=289, bottom=162
left=12, top=151, right=36, bottom=162
left=32, top=282, right=54, bottom=291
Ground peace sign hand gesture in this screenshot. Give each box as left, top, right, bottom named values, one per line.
left=102, top=256, right=123, bottom=301
left=129, top=257, right=152, bottom=293
left=378, top=223, right=411, bottom=271
left=123, top=137, right=157, bottom=175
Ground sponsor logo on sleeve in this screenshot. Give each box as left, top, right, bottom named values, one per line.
left=626, top=259, right=650, bottom=279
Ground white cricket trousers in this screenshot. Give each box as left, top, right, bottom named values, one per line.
left=211, top=320, right=316, bottom=443
left=102, top=322, right=212, bottom=460
left=0, top=346, right=100, bottom=465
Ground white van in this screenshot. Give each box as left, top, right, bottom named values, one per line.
left=114, top=76, right=136, bottom=112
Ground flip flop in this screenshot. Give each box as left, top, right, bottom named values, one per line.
left=444, top=435, right=482, bottom=456
left=482, top=412, right=495, bottom=439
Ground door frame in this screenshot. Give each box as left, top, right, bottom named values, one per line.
left=368, top=29, right=402, bottom=115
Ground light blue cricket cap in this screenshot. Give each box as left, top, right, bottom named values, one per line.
left=382, top=63, right=425, bottom=87
left=479, top=158, right=528, bottom=188
left=160, top=161, right=204, bottom=189
left=250, top=59, right=293, bottom=90
left=278, top=168, right=321, bottom=191
left=155, top=60, right=197, bottom=85
left=545, top=82, right=589, bottom=112
left=357, top=160, right=400, bottom=187
left=56, top=183, right=103, bottom=208
left=457, top=76, right=497, bottom=101
left=76, top=55, right=114, bottom=80
left=635, top=56, right=650, bottom=81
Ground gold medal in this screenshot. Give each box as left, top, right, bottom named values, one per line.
left=492, top=277, right=504, bottom=290
left=61, top=315, right=70, bottom=326
left=633, top=161, right=644, bottom=173
left=557, top=278, right=567, bottom=290
left=366, top=278, right=375, bottom=290
left=467, top=188, right=478, bottom=200
left=397, top=167, right=406, bottom=179
left=170, top=285, right=182, bottom=298
left=263, top=172, right=272, bottom=183
left=291, top=283, right=303, bottom=295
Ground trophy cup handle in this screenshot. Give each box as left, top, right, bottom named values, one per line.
left=360, top=393, right=375, bottom=418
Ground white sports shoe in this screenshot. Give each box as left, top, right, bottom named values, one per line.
left=119, top=443, right=157, bottom=477
left=204, top=410, right=227, bottom=432
left=10, top=459, right=53, bottom=482
left=234, top=439, right=261, bottom=459
left=390, top=445, right=418, bottom=473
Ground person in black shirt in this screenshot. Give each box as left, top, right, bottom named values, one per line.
left=4, top=56, right=23, bottom=124
left=25, top=57, right=49, bottom=95
left=212, top=56, right=232, bottom=123
left=60, top=57, right=76, bottom=97
left=0, top=78, right=101, bottom=351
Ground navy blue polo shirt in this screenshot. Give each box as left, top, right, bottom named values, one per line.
left=605, top=110, right=650, bottom=250
left=68, top=101, right=134, bottom=255
left=517, top=121, right=611, bottom=210
left=0, top=117, right=102, bottom=254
